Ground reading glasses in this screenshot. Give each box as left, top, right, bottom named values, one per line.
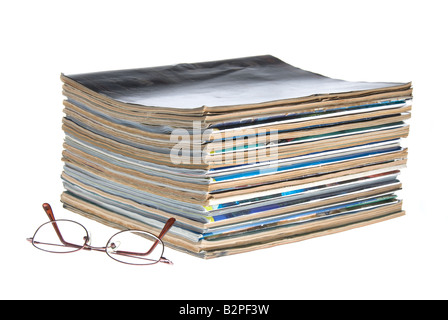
left=27, top=203, right=176, bottom=265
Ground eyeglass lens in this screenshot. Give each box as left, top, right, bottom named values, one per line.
left=32, top=220, right=88, bottom=253
left=106, top=230, right=164, bottom=265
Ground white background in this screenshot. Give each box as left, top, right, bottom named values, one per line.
left=1, top=0, right=447, bottom=300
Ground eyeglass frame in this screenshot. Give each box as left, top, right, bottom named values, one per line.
left=27, top=203, right=176, bottom=265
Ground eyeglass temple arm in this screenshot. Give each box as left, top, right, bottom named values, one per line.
left=158, top=218, right=176, bottom=240
left=142, top=218, right=176, bottom=256
left=155, top=218, right=175, bottom=265
left=42, top=203, right=73, bottom=247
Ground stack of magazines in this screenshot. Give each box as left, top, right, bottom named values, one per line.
left=59, top=55, right=412, bottom=258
